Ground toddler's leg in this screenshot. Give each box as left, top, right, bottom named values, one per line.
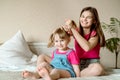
left=50, top=69, right=71, bottom=79
left=37, top=61, right=52, bottom=72
left=37, top=62, right=53, bottom=80
left=37, top=54, right=51, bottom=66
left=38, top=68, right=71, bottom=80
left=22, top=70, right=40, bottom=79
left=38, top=67, right=52, bottom=80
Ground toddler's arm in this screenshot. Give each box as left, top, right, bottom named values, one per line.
left=72, top=65, right=80, bottom=77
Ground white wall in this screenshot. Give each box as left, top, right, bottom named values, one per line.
left=0, top=0, right=120, bottom=68
left=0, top=0, right=120, bottom=42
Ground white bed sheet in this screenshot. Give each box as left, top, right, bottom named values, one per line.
left=0, top=55, right=37, bottom=72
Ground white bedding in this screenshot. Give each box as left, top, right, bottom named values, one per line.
left=0, top=64, right=36, bottom=72
left=0, top=69, right=120, bottom=80
left=60, top=75, right=120, bottom=80
left=59, top=69, right=120, bottom=80
left=0, top=55, right=37, bottom=72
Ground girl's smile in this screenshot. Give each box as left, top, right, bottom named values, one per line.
left=80, top=11, right=94, bottom=28
left=54, top=34, right=69, bottom=51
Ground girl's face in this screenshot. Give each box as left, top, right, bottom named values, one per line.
left=80, top=11, right=94, bottom=28
left=54, top=34, right=69, bottom=51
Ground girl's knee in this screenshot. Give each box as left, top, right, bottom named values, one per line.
left=37, top=54, right=51, bottom=64
left=38, top=54, right=46, bottom=59
left=37, top=54, right=48, bottom=65
left=37, top=54, right=48, bottom=62
left=90, top=63, right=104, bottom=76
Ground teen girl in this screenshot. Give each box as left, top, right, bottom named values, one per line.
left=64, top=6, right=106, bottom=77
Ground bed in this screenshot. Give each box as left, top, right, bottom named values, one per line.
left=0, top=69, right=120, bottom=80
left=0, top=30, right=120, bottom=80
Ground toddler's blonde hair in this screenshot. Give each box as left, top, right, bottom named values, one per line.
left=47, top=27, right=70, bottom=48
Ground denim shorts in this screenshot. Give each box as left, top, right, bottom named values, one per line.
left=80, top=59, right=100, bottom=71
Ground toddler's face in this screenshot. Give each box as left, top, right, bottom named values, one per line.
left=54, top=34, right=69, bottom=51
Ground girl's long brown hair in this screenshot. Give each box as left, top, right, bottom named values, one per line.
left=79, top=6, right=105, bottom=47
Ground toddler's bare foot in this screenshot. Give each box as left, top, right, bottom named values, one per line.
left=38, top=67, right=52, bottom=80
left=22, top=70, right=40, bottom=79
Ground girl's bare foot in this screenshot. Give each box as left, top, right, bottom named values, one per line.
left=22, top=70, right=40, bottom=79
left=37, top=67, right=52, bottom=80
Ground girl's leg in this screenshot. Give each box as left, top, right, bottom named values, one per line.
left=37, top=54, right=51, bottom=66
left=22, top=54, right=51, bottom=79
left=36, top=54, right=52, bottom=75
left=37, top=61, right=53, bottom=73
left=37, top=62, right=53, bottom=80
left=38, top=67, right=52, bottom=80
left=81, top=63, right=105, bottom=77
left=38, top=68, right=71, bottom=80
left=50, top=69, right=71, bottom=79
left=22, top=70, right=40, bottom=79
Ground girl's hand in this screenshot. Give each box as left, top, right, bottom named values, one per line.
left=63, top=19, right=77, bottom=35
left=65, top=19, right=77, bottom=29
left=65, top=19, right=73, bottom=29
left=63, top=19, right=74, bottom=35
left=62, top=25, right=73, bottom=35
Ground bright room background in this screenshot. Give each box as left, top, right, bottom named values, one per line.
left=0, top=0, right=120, bottom=68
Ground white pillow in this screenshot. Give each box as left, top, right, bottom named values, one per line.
left=0, top=30, right=37, bottom=66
